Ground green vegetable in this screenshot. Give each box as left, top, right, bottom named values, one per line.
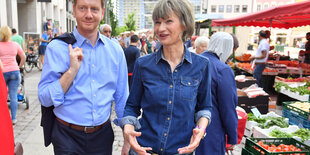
left=292, top=128, right=310, bottom=142
left=247, top=113, right=267, bottom=124
left=269, top=129, right=292, bottom=138
left=258, top=117, right=289, bottom=129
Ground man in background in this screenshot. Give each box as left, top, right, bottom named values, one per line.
left=124, top=34, right=140, bottom=89
left=11, top=28, right=24, bottom=49
left=100, top=24, right=119, bottom=44
left=39, top=28, right=51, bottom=65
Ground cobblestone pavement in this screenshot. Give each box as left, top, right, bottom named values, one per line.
left=12, top=68, right=124, bottom=154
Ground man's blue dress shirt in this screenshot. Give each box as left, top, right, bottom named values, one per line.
left=121, top=47, right=212, bottom=155
left=38, top=28, right=129, bottom=126
left=196, top=52, right=238, bottom=155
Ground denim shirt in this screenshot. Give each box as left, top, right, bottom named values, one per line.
left=121, top=47, right=212, bottom=155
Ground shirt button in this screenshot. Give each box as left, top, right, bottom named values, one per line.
left=175, top=69, right=178, bottom=72
left=92, top=80, right=95, bottom=83
left=167, top=117, right=170, bottom=120
left=94, top=94, right=96, bottom=97
left=92, top=64, right=95, bottom=68
left=160, top=148, right=163, bottom=151
left=169, top=101, right=172, bottom=104
left=87, top=41, right=89, bottom=43
left=164, top=133, right=167, bottom=136
left=188, top=82, right=191, bottom=85
left=91, top=49, right=94, bottom=52
left=93, top=110, right=96, bottom=113
left=170, top=85, right=173, bottom=88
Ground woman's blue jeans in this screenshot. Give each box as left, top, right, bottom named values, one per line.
left=253, top=64, right=266, bottom=88
left=3, top=70, right=21, bottom=121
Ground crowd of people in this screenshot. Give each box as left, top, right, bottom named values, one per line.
left=2, top=0, right=308, bottom=154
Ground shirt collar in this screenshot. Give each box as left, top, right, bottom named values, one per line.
left=155, top=45, right=192, bottom=64
left=73, top=27, right=105, bottom=47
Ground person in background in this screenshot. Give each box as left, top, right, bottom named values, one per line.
left=187, top=35, right=198, bottom=53
left=144, top=36, right=154, bottom=54
left=124, top=34, right=140, bottom=89
left=196, top=32, right=238, bottom=155
left=0, top=59, right=15, bottom=155
left=39, top=28, right=51, bottom=65
left=303, top=32, right=310, bottom=64
left=0, top=26, right=26, bottom=125
left=121, top=0, right=212, bottom=154
left=11, top=28, right=24, bottom=50
left=100, top=24, right=119, bottom=44
left=38, top=0, right=129, bottom=154
left=249, top=30, right=270, bottom=87
left=140, top=34, right=147, bottom=54
left=195, top=36, right=209, bottom=54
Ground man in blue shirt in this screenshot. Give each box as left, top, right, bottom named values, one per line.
left=124, top=34, right=140, bottom=89
left=38, top=0, right=129, bottom=154
left=39, top=28, right=51, bottom=65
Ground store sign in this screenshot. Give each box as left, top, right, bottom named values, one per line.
left=37, top=0, right=51, bottom=2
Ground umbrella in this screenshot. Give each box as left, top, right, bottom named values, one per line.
left=212, top=0, right=310, bottom=29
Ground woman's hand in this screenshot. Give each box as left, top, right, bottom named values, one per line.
left=177, top=127, right=205, bottom=154
left=123, top=124, right=152, bottom=155
left=121, top=139, right=130, bottom=155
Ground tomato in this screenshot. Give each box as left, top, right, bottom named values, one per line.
left=282, top=147, right=290, bottom=152
left=262, top=144, right=269, bottom=150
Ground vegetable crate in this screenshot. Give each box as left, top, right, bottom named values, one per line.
left=282, top=109, right=310, bottom=129
left=283, top=101, right=309, bottom=120
left=282, top=101, right=310, bottom=129
left=242, top=148, right=254, bottom=155
left=245, top=137, right=310, bottom=155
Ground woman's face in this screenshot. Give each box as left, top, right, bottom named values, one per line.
left=154, top=12, right=184, bottom=46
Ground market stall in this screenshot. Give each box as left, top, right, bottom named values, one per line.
left=213, top=2, right=310, bottom=154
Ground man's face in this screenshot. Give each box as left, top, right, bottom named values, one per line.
left=102, top=27, right=112, bottom=38
left=47, top=29, right=52, bottom=35
left=73, top=0, right=104, bottom=34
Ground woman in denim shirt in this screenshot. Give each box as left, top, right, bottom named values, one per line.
left=121, top=0, right=212, bottom=155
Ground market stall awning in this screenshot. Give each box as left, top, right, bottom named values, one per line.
left=211, top=0, right=310, bottom=29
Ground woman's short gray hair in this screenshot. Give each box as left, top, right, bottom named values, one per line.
left=152, top=0, right=194, bottom=42
left=195, top=36, right=210, bottom=48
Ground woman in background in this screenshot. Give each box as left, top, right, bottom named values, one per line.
left=0, top=26, right=26, bottom=125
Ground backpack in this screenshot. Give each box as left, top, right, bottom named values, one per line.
left=40, top=32, right=76, bottom=147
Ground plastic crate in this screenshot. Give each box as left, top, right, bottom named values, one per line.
left=282, top=109, right=310, bottom=129
left=242, top=148, right=253, bottom=155
left=245, top=137, right=310, bottom=155
left=283, top=101, right=310, bottom=120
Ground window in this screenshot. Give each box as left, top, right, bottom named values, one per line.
left=211, top=5, right=216, bottom=13
left=257, top=4, right=261, bottom=11
left=242, top=5, right=248, bottom=13
left=234, top=5, right=240, bottom=13
left=218, top=5, right=224, bottom=13
left=226, top=5, right=232, bottom=13
left=264, top=4, right=268, bottom=9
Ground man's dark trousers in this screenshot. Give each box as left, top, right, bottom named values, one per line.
left=52, top=120, right=114, bottom=155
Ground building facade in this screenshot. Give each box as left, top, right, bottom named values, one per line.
left=0, top=0, right=74, bottom=38
left=118, top=0, right=145, bottom=30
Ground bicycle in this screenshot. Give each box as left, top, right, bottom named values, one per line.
left=24, top=51, right=42, bottom=73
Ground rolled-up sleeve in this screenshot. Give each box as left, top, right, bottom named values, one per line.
left=38, top=41, right=69, bottom=107
left=195, top=58, right=212, bottom=124
left=113, top=46, right=129, bottom=126
left=120, top=59, right=143, bottom=129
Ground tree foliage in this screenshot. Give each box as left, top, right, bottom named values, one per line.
left=125, top=13, right=136, bottom=31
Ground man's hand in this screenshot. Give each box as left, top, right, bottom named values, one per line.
left=226, top=144, right=236, bottom=151
left=68, top=44, right=83, bottom=74
left=177, top=127, right=205, bottom=154
left=123, top=124, right=152, bottom=155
